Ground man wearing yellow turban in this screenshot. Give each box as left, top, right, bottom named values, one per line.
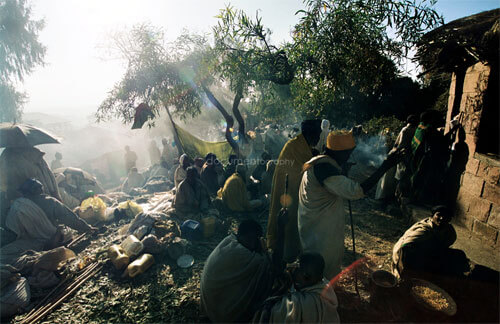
left=298, top=130, right=400, bottom=279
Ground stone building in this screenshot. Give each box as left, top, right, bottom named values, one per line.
left=417, top=9, right=499, bottom=245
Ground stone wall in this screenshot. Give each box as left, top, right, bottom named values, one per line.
left=450, top=62, right=500, bottom=246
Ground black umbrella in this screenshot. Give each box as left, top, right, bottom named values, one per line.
left=0, top=123, right=61, bottom=148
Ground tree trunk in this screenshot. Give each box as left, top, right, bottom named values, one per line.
left=231, top=88, right=246, bottom=144
left=201, top=84, right=240, bottom=156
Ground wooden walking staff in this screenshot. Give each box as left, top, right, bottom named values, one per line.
left=348, top=200, right=360, bottom=296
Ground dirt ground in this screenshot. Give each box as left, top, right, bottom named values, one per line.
left=12, top=196, right=499, bottom=323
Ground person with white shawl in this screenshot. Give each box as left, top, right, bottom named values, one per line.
left=174, top=154, right=191, bottom=191
left=315, top=119, right=330, bottom=152
left=298, top=131, right=401, bottom=279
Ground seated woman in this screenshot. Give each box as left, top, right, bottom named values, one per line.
left=173, top=167, right=210, bottom=215
left=392, top=205, right=469, bottom=279
left=200, top=153, right=223, bottom=197
left=217, top=164, right=263, bottom=213
left=174, top=154, right=191, bottom=191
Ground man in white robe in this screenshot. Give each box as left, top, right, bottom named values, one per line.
left=298, top=131, right=400, bottom=279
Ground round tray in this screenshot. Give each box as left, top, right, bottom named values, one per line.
left=410, top=278, right=457, bottom=316
left=371, top=270, right=397, bottom=288
left=177, top=254, right=194, bottom=268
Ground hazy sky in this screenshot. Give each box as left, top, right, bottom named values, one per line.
left=21, top=0, right=500, bottom=118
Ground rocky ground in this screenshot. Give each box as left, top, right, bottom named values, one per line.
left=12, top=195, right=498, bottom=323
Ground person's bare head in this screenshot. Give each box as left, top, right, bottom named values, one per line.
left=431, top=205, right=452, bottom=228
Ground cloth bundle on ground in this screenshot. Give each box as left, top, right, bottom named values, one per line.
left=54, top=167, right=104, bottom=201
left=0, top=246, right=75, bottom=318
left=173, top=122, right=233, bottom=164
left=142, top=176, right=172, bottom=193
left=298, top=155, right=364, bottom=279
left=267, top=134, right=313, bottom=262
left=252, top=279, right=340, bottom=323
left=125, top=212, right=172, bottom=238
left=200, top=234, right=273, bottom=323
left=0, top=274, right=30, bottom=318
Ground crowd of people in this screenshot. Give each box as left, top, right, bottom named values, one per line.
left=0, top=110, right=476, bottom=321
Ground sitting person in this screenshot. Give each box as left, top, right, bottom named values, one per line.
left=392, top=205, right=469, bottom=279
left=1, top=179, right=96, bottom=265
left=217, top=164, right=263, bottom=212
left=253, top=252, right=340, bottom=323
left=200, top=153, right=223, bottom=196
left=201, top=220, right=273, bottom=323
left=173, top=167, right=210, bottom=215
left=193, top=157, right=204, bottom=174
left=174, top=154, right=191, bottom=191
left=121, top=167, right=145, bottom=193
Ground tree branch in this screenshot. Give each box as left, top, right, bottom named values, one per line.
left=231, top=87, right=245, bottom=143
left=201, top=84, right=240, bottom=155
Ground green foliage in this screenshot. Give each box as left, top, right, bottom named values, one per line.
left=0, top=0, right=45, bottom=83
left=213, top=6, right=294, bottom=93
left=363, top=115, right=405, bottom=142
left=212, top=6, right=296, bottom=125
left=0, top=82, right=26, bottom=122
left=96, top=25, right=206, bottom=124
left=0, top=0, right=45, bottom=122
left=287, top=0, right=443, bottom=125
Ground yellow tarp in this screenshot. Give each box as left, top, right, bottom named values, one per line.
left=174, top=123, right=234, bottom=163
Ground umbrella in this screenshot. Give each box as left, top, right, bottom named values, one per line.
left=0, top=123, right=60, bottom=148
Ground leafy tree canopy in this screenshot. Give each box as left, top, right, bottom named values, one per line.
left=287, top=0, right=443, bottom=125
left=96, top=24, right=206, bottom=124
left=0, top=0, right=45, bottom=122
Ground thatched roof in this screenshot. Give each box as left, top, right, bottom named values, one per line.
left=416, top=8, right=500, bottom=74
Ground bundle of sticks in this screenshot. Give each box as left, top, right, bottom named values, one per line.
left=20, top=261, right=102, bottom=324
